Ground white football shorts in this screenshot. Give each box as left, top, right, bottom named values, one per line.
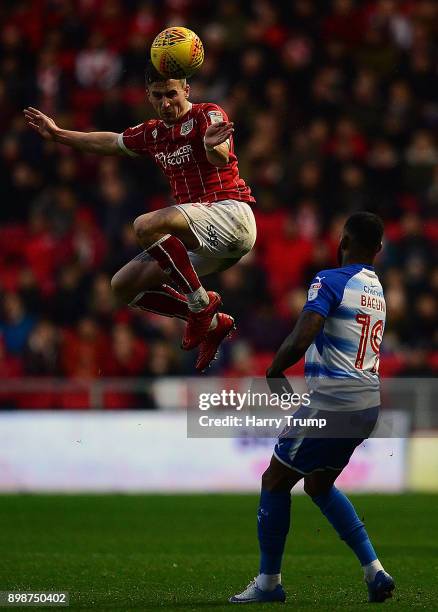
left=174, top=199, right=257, bottom=276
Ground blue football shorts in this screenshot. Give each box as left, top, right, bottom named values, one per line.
left=273, top=404, right=379, bottom=474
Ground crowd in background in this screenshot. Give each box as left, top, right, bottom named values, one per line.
left=0, top=0, right=437, bottom=401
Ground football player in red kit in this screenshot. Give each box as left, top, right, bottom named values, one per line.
left=24, top=64, right=256, bottom=371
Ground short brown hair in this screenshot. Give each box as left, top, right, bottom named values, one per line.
left=145, top=61, right=186, bottom=88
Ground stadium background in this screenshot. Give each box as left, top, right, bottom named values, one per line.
left=0, top=1, right=437, bottom=608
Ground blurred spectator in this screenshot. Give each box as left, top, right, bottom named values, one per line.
left=75, top=32, right=122, bottom=90
left=71, top=208, right=107, bottom=271
left=348, top=70, right=382, bottom=136
left=263, top=216, right=314, bottom=298
left=413, top=294, right=437, bottom=348
left=0, top=292, right=36, bottom=355
left=103, top=323, right=148, bottom=377
left=35, top=47, right=67, bottom=115
left=143, top=341, right=180, bottom=376
left=216, top=256, right=267, bottom=322
left=323, top=0, right=365, bottom=48
left=23, top=320, right=61, bottom=376
left=338, top=165, right=371, bottom=213
left=0, top=335, right=23, bottom=409
left=61, top=317, right=108, bottom=379
left=17, top=268, right=44, bottom=315
left=50, top=263, right=90, bottom=326
left=405, top=130, right=438, bottom=194
left=93, top=88, right=136, bottom=132
left=89, top=273, right=117, bottom=327
left=383, top=80, right=415, bottom=144
left=0, top=335, right=22, bottom=378
left=242, top=304, right=290, bottom=353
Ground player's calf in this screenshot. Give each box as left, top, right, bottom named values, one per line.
left=230, top=458, right=301, bottom=606
left=111, top=238, right=221, bottom=350
left=133, top=213, right=216, bottom=335
left=308, top=482, right=394, bottom=603
left=110, top=258, right=168, bottom=303
left=111, top=273, right=142, bottom=305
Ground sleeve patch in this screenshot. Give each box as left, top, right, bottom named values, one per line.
left=307, top=282, right=322, bottom=301
left=207, top=110, right=224, bottom=124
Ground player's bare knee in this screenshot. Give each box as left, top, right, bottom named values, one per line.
left=261, top=466, right=289, bottom=492
left=133, top=214, right=152, bottom=242
left=110, top=271, right=132, bottom=303
left=261, top=464, right=286, bottom=491
left=133, top=209, right=171, bottom=243
left=261, top=467, right=275, bottom=491
left=110, top=275, right=125, bottom=302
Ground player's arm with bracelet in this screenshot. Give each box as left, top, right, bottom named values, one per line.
left=203, top=120, right=234, bottom=167
left=267, top=311, right=325, bottom=378
left=23, top=107, right=122, bottom=155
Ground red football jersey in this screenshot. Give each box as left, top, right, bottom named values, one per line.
left=117, top=103, right=255, bottom=205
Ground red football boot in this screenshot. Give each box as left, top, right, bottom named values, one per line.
left=182, top=291, right=222, bottom=350
left=195, top=313, right=236, bottom=372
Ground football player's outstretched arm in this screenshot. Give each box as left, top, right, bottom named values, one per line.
left=23, top=107, right=121, bottom=155
left=203, top=121, right=234, bottom=167
left=267, top=310, right=325, bottom=377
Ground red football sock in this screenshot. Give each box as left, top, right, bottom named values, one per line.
left=130, top=284, right=188, bottom=320
left=147, top=234, right=201, bottom=294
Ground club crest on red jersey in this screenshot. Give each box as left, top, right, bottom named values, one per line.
left=180, top=118, right=194, bottom=136
left=152, top=128, right=158, bottom=139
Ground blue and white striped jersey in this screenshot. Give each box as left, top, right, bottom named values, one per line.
left=302, top=264, right=386, bottom=411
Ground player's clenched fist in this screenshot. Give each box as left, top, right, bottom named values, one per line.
left=23, top=107, right=59, bottom=140
left=204, top=121, right=234, bottom=149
